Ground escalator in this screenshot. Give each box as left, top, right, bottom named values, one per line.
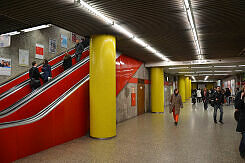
left=0, top=74, right=90, bottom=163
left=0, top=55, right=89, bottom=123
left=0, top=47, right=89, bottom=111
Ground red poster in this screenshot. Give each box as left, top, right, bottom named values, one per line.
left=35, top=44, right=44, bottom=59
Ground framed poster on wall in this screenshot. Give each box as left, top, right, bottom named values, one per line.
left=61, top=34, right=67, bottom=48
left=35, top=44, right=44, bottom=59
left=0, top=57, right=11, bottom=76
left=49, top=39, right=56, bottom=53
left=19, top=49, right=29, bottom=66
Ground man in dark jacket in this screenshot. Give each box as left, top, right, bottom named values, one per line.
left=29, top=61, right=43, bottom=90
left=235, top=86, right=245, bottom=158
left=213, top=86, right=224, bottom=124
left=63, top=53, right=72, bottom=70
left=75, top=39, right=84, bottom=62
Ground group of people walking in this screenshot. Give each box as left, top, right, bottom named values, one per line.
left=29, top=38, right=86, bottom=90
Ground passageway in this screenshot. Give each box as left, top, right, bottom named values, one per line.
left=16, top=100, right=243, bottom=162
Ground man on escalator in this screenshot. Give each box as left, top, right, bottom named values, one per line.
left=29, top=61, right=43, bottom=91
left=75, top=38, right=85, bottom=62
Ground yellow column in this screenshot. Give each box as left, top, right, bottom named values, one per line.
left=189, top=79, right=192, bottom=98
left=151, top=68, right=164, bottom=113
left=90, top=35, right=116, bottom=139
left=185, top=77, right=189, bottom=99
left=178, top=76, right=186, bottom=102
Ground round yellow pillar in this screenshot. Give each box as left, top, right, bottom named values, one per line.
left=189, top=79, right=192, bottom=98
left=151, top=68, right=164, bottom=113
left=90, top=35, right=116, bottom=139
left=185, top=77, right=189, bottom=99
left=178, top=76, right=186, bottom=102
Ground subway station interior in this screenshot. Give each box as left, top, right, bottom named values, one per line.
left=1, top=0, right=245, bottom=162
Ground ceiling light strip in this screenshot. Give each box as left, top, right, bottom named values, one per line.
left=182, top=0, right=202, bottom=60
left=78, top=0, right=169, bottom=61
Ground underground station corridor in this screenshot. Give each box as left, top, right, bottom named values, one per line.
left=16, top=101, right=243, bottom=162
left=1, top=0, right=245, bottom=162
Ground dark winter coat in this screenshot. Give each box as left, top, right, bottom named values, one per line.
left=236, top=94, right=245, bottom=132
left=41, top=64, right=52, bottom=82
left=169, top=94, right=183, bottom=115
left=75, top=42, right=84, bottom=55
left=29, top=66, right=42, bottom=89
left=214, top=91, right=224, bottom=105
left=63, top=55, right=72, bottom=70
left=202, top=90, right=209, bottom=102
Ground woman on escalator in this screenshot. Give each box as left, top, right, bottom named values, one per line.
left=42, top=59, right=52, bottom=83
left=63, top=52, right=72, bottom=70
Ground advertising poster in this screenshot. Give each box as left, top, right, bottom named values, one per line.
left=19, top=49, right=29, bottom=66
left=49, top=39, right=56, bottom=53
left=0, top=57, right=11, bottom=76
left=61, top=34, right=67, bottom=48
left=35, top=44, right=44, bottom=59
left=0, top=35, right=11, bottom=47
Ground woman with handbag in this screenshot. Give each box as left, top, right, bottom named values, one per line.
left=29, top=61, right=43, bottom=90
left=169, top=89, right=183, bottom=126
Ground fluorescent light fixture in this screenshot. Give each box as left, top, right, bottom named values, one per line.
left=235, top=70, right=243, bottom=72
left=191, top=76, right=196, bottom=80
left=213, top=74, right=229, bottom=76
left=200, top=74, right=213, bottom=76
left=204, top=76, right=209, bottom=81
left=214, top=65, right=236, bottom=68
left=76, top=0, right=169, bottom=61
left=169, top=67, right=189, bottom=70
left=21, top=24, right=51, bottom=32
left=178, top=72, right=194, bottom=74
left=191, top=66, right=211, bottom=69
left=214, top=71, right=232, bottom=73
left=197, top=71, right=213, bottom=73
left=239, top=65, right=245, bottom=67
left=182, top=0, right=202, bottom=59
left=185, top=74, right=198, bottom=76
left=0, top=31, right=20, bottom=36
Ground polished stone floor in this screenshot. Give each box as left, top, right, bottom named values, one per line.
left=16, top=100, right=244, bottom=162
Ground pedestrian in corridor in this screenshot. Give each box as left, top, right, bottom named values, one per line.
left=235, top=86, right=245, bottom=158
left=202, top=87, right=209, bottom=110
left=213, top=86, right=224, bottom=124
left=169, top=89, right=183, bottom=126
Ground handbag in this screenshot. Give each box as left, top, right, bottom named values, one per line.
left=234, top=111, right=240, bottom=122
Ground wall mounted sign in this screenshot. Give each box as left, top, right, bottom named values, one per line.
left=61, top=34, right=67, bottom=48
left=49, top=39, right=56, bottom=53
left=19, top=49, right=29, bottom=66
left=0, top=57, right=11, bottom=76
left=35, top=44, right=44, bottom=59
left=0, top=35, right=11, bottom=47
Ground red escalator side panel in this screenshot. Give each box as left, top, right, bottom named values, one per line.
left=0, top=62, right=89, bottom=123
left=0, top=52, right=82, bottom=112
left=0, top=81, right=89, bottom=163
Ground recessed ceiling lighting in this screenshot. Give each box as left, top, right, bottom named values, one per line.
left=169, top=67, right=189, bottom=70
left=191, top=66, right=211, bottom=69
left=214, top=71, right=232, bottom=73
left=214, top=65, right=236, bottom=68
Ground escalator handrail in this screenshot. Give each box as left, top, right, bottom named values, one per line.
left=0, top=47, right=75, bottom=88
left=0, top=46, right=89, bottom=100
left=0, top=56, right=90, bottom=119
left=0, top=74, right=90, bottom=129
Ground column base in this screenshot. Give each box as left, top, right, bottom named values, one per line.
left=89, top=135, right=116, bottom=140
left=151, top=112, right=164, bottom=114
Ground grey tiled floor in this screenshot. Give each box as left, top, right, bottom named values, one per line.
left=16, top=100, right=245, bottom=162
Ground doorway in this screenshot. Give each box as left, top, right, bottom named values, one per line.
left=137, top=79, right=145, bottom=115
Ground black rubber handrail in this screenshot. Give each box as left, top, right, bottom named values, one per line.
left=0, top=74, right=90, bottom=129
left=0, top=46, right=89, bottom=100
left=0, top=56, right=90, bottom=119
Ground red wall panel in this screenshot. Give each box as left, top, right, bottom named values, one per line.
left=116, top=55, right=142, bottom=95
left=0, top=81, right=89, bottom=163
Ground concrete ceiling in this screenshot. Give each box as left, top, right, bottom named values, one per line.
left=1, top=0, right=245, bottom=79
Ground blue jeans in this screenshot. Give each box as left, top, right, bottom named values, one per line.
left=240, top=133, right=245, bottom=155
left=213, top=104, right=223, bottom=121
